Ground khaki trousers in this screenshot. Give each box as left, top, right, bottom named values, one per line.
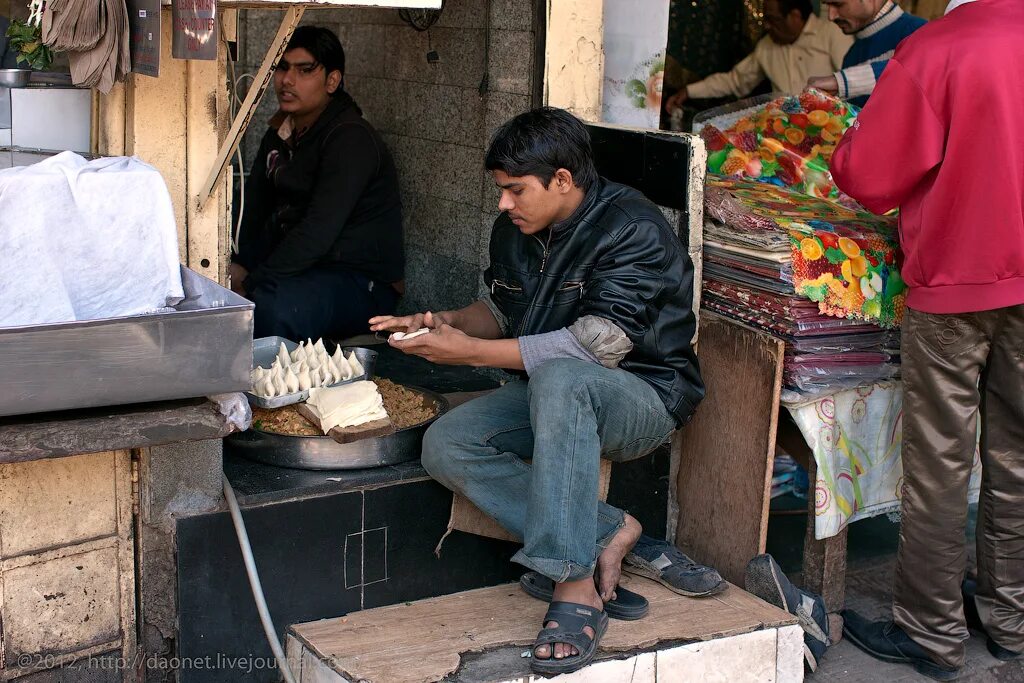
left=893, top=304, right=1024, bottom=669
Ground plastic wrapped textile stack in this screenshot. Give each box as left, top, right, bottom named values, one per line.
left=702, top=177, right=903, bottom=398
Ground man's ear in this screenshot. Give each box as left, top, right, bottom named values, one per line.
left=553, top=168, right=575, bottom=194
left=326, top=70, right=343, bottom=94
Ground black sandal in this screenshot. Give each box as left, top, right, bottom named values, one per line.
left=530, top=601, right=609, bottom=675
left=520, top=571, right=649, bottom=620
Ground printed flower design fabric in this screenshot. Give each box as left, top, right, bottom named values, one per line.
left=785, top=382, right=981, bottom=540
left=702, top=89, right=859, bottom=205
left=706, top=178, right=907, bottom=327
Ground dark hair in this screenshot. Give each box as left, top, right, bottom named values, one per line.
left=285, top=26, right=346, bottom=92
left=485, top=107, right=598, bottom=192
left=777, top=0, right=813, bottom=20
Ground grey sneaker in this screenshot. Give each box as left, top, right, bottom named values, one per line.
left=623, top=535, right=727, bottom=597
left=745, top=553, right=830, bottom=672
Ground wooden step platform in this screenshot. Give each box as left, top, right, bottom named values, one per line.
left=285, top=574, right=804, bottom=683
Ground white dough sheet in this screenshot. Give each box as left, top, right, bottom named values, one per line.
left=0, top=151, right=184, bottom=327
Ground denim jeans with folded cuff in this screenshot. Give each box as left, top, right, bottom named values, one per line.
left=422, top=358, right=677, bottom=584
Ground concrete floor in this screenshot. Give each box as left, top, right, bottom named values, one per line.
left=765, top=501, right=1023, bottom=682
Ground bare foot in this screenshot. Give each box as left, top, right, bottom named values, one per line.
left=595, top=514, right=642, bottom=602
left=534, top=578, right=603, bottom=662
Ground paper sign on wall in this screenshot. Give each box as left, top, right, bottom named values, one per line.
left=172, top=0, right=218, bottom=61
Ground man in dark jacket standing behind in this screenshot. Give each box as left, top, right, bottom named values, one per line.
left=231, top=26, right=403, bottom=341
left=370, top=108, right=704, bottom=676
left=831, top=1, right=1024, bottom=679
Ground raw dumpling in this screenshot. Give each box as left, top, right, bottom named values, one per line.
left=260, top=377, right=276, bottom=398
left=284, top=369, right=300, bottom=394
left=313, top=338, right=327, bottom=356
left=347, top=351, right=364, bottom=378
left=277, top=342, right=291, bottom=368
left=289, top=342, right=304, bottom=363
left=328, top=358, right=344, bottom=383
left=272, top=373, right=288, bottom=395
left=297, top=367, right=312, bottom=392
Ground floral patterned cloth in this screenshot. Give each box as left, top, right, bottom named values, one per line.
left=785, top=381, right=981, bottom=540
left=701, top=89, right=859, bottom=205
left=706, top=177, right=906, bottom=327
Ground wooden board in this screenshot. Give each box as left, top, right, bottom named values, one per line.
left=673, top=312, right=785, bottom=586
left=290, top=575, right=795, bottom=683
left=295, top=403, right=396, bottom=444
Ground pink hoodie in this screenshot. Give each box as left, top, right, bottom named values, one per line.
left=831, top=0, right=1024, bottom=314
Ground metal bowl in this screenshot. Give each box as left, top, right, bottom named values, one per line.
left=0, top=69, right=31, bottom=88
left=226, top=385, right=449, bottom=470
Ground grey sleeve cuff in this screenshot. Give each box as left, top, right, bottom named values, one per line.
left=518, top=328, right=600, bottom=375
left=568, top=315, right=634, bottom=368
left=478, top=294, right=510, bottom=336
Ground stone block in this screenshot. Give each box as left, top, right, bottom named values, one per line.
left=655, top=628, right=779, bottom=682
left=144, top=440, right=223, bottom=527
left=484, top=91, right=531, bottom=142
left=402, top=250, right=479, bottom=314
left=488, top=30, right=534, bottom=96
left=404, top=192, right=484, bottom=264
left=776, top=624, right=806, bottom=683
left=385, top=25, right=486, bottom=89
left=384, top=133, right=484, bottom=206
left=347, top=76, right=404, bottom=134
left=0, top=451, right=117, bottom=558
left=435, top=0, right=487, bottom=29
left=401, top=83, right=485, bottom=148
left=335, top=23, right=389, bottom=79
left=3, top=545, right=121, bottom=656
left=491, top=0, right=534, bottom=32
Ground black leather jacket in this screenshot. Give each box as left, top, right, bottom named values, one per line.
left=484, top=178, right=705, bottom=426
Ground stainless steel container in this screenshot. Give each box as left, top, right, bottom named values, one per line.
left=0, top=266, right=254, bottom=417
left=226, top=387, right=449, bottom=470
left=0, top=69, right=31, bottom=88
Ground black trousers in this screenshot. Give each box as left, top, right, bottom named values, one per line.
left=249, top=266, right=399, bottom=342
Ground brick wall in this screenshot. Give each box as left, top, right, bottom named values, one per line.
left=236, top=0, right=539, bottom=314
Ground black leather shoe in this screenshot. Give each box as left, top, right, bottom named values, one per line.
left=962, top=579, right=1022, bottom=662
left=841, top=610, right=960, bottom=681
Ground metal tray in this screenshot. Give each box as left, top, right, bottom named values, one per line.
left=226, top=386, right=449, bottom=470
left=245, top=337, right=378, bottom=409
left=0, top=266, right=253, bottom=417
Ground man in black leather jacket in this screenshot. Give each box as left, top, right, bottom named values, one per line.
left=370, top=108, right=704, bottom=675
left=231, top=26, right=403, bottom=341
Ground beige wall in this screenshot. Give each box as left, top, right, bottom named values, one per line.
left=237, top=0, right=539, bottom=314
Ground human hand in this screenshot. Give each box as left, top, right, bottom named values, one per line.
left=665, top=88, right=688, bottom=113
left=387, top=323, right=476, bottom=365
left=228, top=262, right=248, bottom=295
left=807, top=75, right=839, bottom=95
left=368, top=310, right=455, bottom=335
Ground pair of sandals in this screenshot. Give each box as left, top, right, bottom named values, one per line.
left=520, top=571, right=649, bottom=675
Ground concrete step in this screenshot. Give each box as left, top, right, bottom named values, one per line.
left=285, top=574, right=804, bottom=682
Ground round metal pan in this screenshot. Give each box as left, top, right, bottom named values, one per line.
left=226, top=386, right=449, bottom=470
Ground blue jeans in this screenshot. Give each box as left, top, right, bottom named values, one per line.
left=422, top=358, right=677, bottom=583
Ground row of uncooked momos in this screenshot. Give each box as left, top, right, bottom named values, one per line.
left=250, top=339, right=365, bottom=398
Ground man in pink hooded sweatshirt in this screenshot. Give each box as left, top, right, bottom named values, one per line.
left=830, top=0, right=1024, bottom=680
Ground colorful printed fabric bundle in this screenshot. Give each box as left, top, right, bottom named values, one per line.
left=701, top=89, right=859, bottom=206
left=705, top=178, right=906, bottom=329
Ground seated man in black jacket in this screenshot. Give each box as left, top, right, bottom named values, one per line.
left=370, top=108, right=705, bottom=675
left=231, top=26, right=403, bottom=341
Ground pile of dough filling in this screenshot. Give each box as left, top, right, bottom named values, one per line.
left=305, top=381, right=389, bottom=434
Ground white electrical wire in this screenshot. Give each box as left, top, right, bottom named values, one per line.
left=223, top=476, right=298, bottom=683
left=27, top=0, right=44, bottom=27
left=226, top=41, right=256, bottom=255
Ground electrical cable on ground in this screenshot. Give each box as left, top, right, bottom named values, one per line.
left=223, top=475, right=298, bottom=683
